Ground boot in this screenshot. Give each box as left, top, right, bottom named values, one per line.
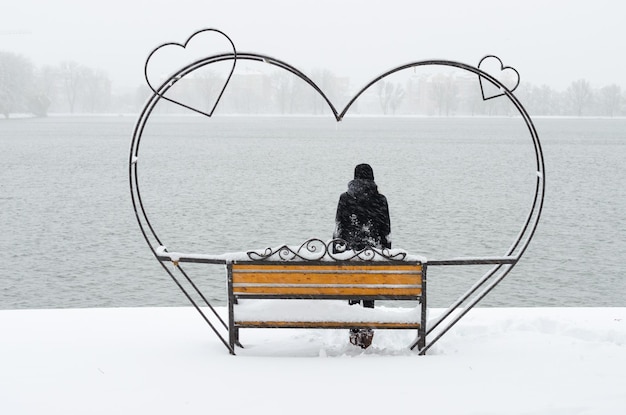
left=349, top=328, right=374, bottom=349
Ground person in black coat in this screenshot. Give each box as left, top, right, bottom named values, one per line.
left=333, top=163, right=391, bottom=252
left=333, top=163, right=392, bottom=348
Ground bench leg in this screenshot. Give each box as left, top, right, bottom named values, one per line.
left=234, top=327, right=244, bottom=349
left=417, top=328, right=426, bottom=354
left=228, top=326, right=236, bottom=355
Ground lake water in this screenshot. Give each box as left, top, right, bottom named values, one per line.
left=1, top=115, right=625, bottom=309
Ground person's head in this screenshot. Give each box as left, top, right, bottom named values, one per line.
left=354, top=163, right=374, bottom=181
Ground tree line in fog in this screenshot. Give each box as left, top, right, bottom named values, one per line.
left=1, top=50, right=624, bottom=118
left=0, top=51, right=113, bottom=117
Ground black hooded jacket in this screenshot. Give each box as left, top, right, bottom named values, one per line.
left=333, top=178, right=391, bottom=251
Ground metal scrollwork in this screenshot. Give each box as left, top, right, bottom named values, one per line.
left=246, top=238, right=408, bottom=262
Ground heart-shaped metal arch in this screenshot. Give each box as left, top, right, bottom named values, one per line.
left=144, top=28, right=237, bottom=117
left=130, top=49, right=545, bottom=355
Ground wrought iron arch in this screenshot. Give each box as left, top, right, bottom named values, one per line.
left=129, top=31, right=545, bottom=354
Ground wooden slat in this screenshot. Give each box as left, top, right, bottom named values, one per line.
left=232, top=263, right=422, bottom=272
left=232, top=286, right=421, bottom=296
left=235, top=320, right=421, bottom=329
left=232, top=272, right=421, bottom=285
left=231, top=264, right=422, bottom=288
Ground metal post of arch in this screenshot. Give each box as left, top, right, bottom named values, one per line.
left=130, top=45, right=545, bottom=355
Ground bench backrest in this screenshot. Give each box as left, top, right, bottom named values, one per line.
left=228, top=261, right=423, bottom=300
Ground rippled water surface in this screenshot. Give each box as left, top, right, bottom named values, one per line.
left=1, top=115, right=624, bottom=308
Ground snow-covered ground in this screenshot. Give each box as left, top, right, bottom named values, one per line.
left=1, top=307, right=625, bottom=414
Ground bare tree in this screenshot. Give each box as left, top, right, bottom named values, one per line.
left=533, top=84, right=560, bottom=115
left=309, top=69, right=349, bottom=115
left=309, top=69, right=329, bottom=114
left=29, top=65, right=59, bottom=116
left=377, top=81, right=393, bottom=114
left=81, top=68, right=111, bottom=112
left=598, top=84, right=621, bottom=117
left=567, top=79, right=592, bottom=117
left=271, top=71, right=294, bottom=114
left=430, top=74, right=458, bottom=116
left=187, top=69, right=225, bottom=114
left=0, top=51, right=34, bottom=117
left=377, top=80, right=405, bottom=115
left=59, top=61, right=84, bottom=113
left=389, top=83, right=405, bottom=115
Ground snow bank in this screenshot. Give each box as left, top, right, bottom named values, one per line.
left=1, top=307, right=625, bottom=415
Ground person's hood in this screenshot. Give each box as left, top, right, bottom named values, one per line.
left=347, top=179, right=378, bottom=199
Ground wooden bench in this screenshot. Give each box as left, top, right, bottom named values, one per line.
left=227, top=260, right=426, bottom=353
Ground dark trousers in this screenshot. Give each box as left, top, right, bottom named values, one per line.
left=349, top=299, right=374, bottom=308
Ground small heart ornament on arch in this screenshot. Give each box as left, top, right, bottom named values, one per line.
left=478, top=55, right=520, bottom=100
left=144, top=28, right=237, bottom=117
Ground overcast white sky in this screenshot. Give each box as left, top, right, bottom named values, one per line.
left=1, top=0, right=624, bottom=93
